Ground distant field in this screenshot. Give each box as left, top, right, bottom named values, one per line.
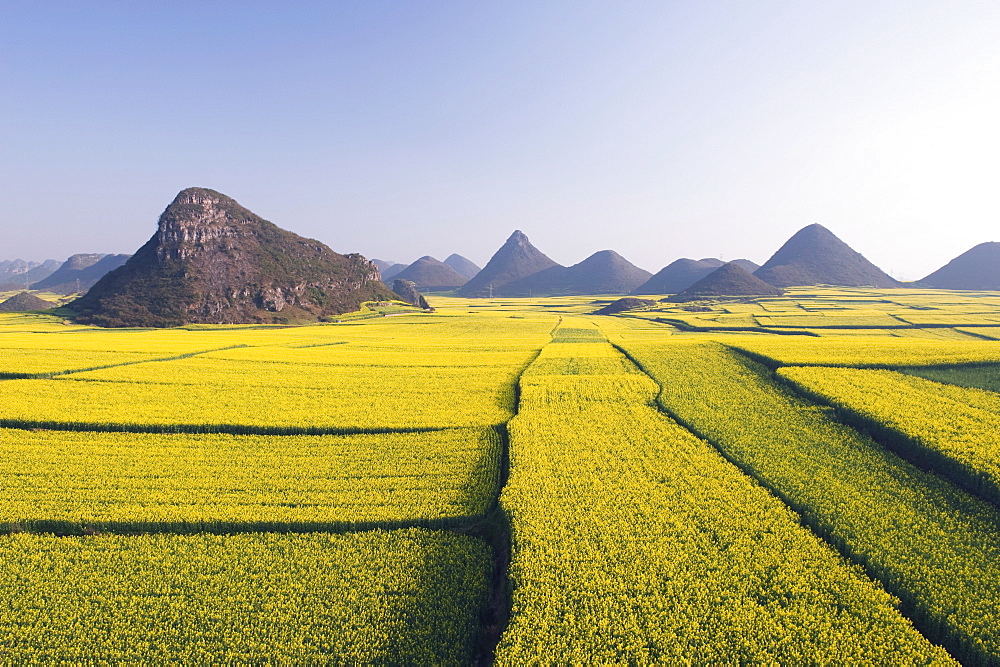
left=3, top=289, right=1000, bottom=661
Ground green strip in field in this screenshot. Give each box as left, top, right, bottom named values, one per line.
left=0, top=427, right=499, bottom=532
left=0, top=529, right=489, bottom=663
left=496, top=322, right=949, bottom=664
left=621, top=340, right=1000, bottom=664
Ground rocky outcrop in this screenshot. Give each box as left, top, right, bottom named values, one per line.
left=392, top=279, right=430, bottom=309
left=70, top=188, right=396, bottom=327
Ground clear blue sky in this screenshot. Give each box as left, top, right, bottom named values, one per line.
left=3, top=1, right=999, bottom=280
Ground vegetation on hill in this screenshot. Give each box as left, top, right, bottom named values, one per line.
left=0, top=291, right=55, bottom=312
left=444, top=253, right=481, bottom=279
left=391, top=279, right=431, bottom=309
left=668, top=262, right=783, bottom=301
left=69, top=188, right=396, bottom=326
left=632, top=258, right=724, bottom=294
left=754, top=223, right=899, bottom=287
left=921, top=242, right=1000, bottom=290
left=593, top=296, right=655, bottom=315
left=501, top=250, right=651, bottom=296
left=457, top=230, right=560, bottom=297
left=391, top=256, right=467, bottom=289
left=380, top=262, right=408, bottom=280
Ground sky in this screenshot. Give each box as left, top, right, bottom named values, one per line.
left=3, top=2, right=1000, bottom=280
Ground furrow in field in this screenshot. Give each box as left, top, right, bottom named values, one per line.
left=619, top=339, right=1000, bottom=664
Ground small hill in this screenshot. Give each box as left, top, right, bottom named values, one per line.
left=594, top=297, right=656, bottom=315
left=0, top=291, right=56, bottom=312
left=921, top=242, right=1000, bottom=290
left=392, top=279, right=430, bottom=309
left=391, top=256, right=467, bottom=290
left=754, top=224, right=899, bottom=288
left=70, top=187, right=396, bottom=327
left=668, top=262, right=784, bottom=302
left=33, top=253, right=131, bottom=294
left=502, top=250, right=652, bottom=296
left=444, top=254, right=481, bottom=280
left=632, top=258, right=724, bottom=294
left=457, top=230, right=560, bottom=297
left=381, top=263, right=408, bottom=280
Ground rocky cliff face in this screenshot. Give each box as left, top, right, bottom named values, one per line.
left=70, top=188, right=396, bottom=327
left=392, top=279, right=430, bottom=309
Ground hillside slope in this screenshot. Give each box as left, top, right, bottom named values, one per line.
left=70, top=188, right=396, bottom=326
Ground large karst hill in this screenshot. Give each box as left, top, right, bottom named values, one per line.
left=921, top=242, right=1000, bottom=290
left=70, top=188, right=397, bottom=327
left=390, top=256, right=468, bottom=290
left=632, top=258, right=754, bottom=295
left=501, top=250, right=652, bottom=296
left=443, top=254, right=481, bottom=280
left=457, top=230, right=560, bottom=297
left=668, top=261, right=784, bottom=302
left=753, top=223, right=899, bottom=288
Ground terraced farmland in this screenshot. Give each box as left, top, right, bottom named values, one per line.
left=3, top=289, right=1000, bottom=661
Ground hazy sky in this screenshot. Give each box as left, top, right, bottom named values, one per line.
left=3, top=2, right=999, bottom=280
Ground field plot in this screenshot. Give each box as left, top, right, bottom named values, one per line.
left=779, top=367, right=1000, bottom=506
left=0, top=529, right=489, bottom=663
left=0, top=316, right=554, bottom=432
left=496, top=323, right=949, bottom=663
left=622, top=340, right=1000, bottom=663
left=0, top=426, right=498, bottom=531
left=730, top=335, right=1000, bottom=368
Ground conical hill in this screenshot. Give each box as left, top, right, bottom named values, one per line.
left=921, top=242, right=1000, bottom=290
left=668, top=262, right=784, bottom=302
left=444, top=254, right=481, bottom=280
left=502, top=250, right=651, bottom=296
left=0, top=291, right=56, bottom=312
left=753, top=224, right=899, bottom=288
left=70, top=188, right=396, bottom=327
left=456, top=230, right=560, bottom=297
left=391, top=256, right=467, bottom=290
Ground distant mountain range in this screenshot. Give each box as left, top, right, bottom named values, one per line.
left=33, top=253, right=131, bottom=294
left=10, top=186, right=1000, bottom=324
left=0, top=259, right=61, bottom=288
